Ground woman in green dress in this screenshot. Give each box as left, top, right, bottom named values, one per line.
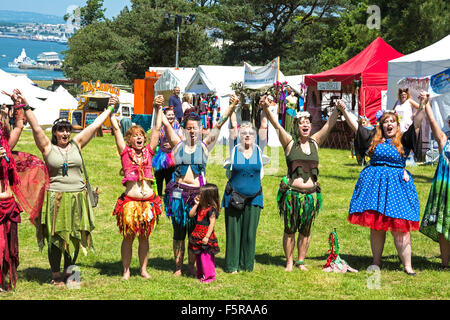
left=22, top=91, right=120, bottom=285
left=420, top=91, right=450, bottom=269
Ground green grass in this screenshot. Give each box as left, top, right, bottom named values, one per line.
left=2, top=131, right=449, bottom=300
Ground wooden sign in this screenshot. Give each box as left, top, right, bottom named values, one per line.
left=59, top=109, right=70, bottom=121
left=318, top=81, right=341, bottom=91
left=71, top=110, right=83, bottom=126
left=84, top=112, right=99, bottom=127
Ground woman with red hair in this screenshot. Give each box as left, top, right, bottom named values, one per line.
left=338, top=95, right=426, bottom=276
left=110, top=95, right=164, bottom=280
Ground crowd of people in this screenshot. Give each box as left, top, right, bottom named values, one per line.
left=0, top=86, right=448, bottom=292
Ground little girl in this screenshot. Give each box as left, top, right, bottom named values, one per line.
left=188, top=183, right=220, bottom=283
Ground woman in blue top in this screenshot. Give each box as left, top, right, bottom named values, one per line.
left=222, top=108, right=265, bottom=273
left=162, top=95, right=238, bottom=276
left=337, top=98, right=425, bottom=276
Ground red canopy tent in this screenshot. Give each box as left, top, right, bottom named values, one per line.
left=304, top=37, right=403, bottom=123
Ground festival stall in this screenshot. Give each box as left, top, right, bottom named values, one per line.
left=304, top=37, right=403, bottom=148
left=387, top=35, right=450, bottom=128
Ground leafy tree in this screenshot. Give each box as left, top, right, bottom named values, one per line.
left=215, top=0, right=350, bottom=70
left=63, top=0, right=222, bottom=84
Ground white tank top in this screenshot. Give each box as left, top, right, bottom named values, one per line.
left=395, top=100, right=414, bottom=133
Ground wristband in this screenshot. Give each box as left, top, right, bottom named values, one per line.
left=108, top=105, right=115, bottom=112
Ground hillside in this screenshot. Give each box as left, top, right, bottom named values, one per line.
left=0, top=10, right=64, bottom=25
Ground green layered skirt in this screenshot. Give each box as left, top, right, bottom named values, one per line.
left=277, top=176, right=322, bottom=236
left=35, top=189, right=95, bottom=257
left=420, top=142, right=450, bottom=242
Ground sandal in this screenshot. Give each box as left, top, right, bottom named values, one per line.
left=50, top=278, right=65, bottom=287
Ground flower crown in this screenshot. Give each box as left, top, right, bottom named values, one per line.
left=295, top=111, right=311, bottom=119
left=375, top=109, right=397, bottom=123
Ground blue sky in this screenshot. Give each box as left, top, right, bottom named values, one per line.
left=2, top=0, right=132, bottom=19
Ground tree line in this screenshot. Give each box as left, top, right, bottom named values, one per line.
left=62, top=0, right=450, bottom=86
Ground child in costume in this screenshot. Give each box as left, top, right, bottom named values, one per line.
left=152, top=107, right=182, bottom=197
left=188, top=183, right=220, bottom=283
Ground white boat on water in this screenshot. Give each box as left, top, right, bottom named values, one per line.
left=36, top=52, right=61, bottom=66
left=8, top=48, right=36, bottom=68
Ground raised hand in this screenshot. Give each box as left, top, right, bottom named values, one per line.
left=336, top=100, right=346, bottom=112
left=154, top=95, right=164, bottom=107
left=418, top=91, right=430, bottom=105
left=108, top=95, right=120, bottom=106
left=229, top=94, right=240, bottom=106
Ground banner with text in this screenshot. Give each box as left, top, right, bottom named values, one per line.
left=398, top=67, right=450, bottom=98
left=243, top=58, right=279, bottom=89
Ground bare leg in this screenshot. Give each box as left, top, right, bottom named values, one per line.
left=187, top=248, right=197, bottom=276
left=392, top=231, right=414, bottom=274
left=370, top=229, right=386, bottom=267
left=121, top=234, right=135, bottom=280
left=258, top=110, right=268, bottom=152
left=138, top=235, right=150, bottom=278
left=296, top=234, right=311, bottom=271
left=439, top=234, right=450, bottom=268
left=173, top=240, right=185, bottom=276
left=283, top=233, right=295, bottom=271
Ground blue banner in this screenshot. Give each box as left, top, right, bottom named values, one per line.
left=430, top=67, right=450, bottom=95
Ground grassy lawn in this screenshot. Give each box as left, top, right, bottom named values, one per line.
left=2, top=130, right=449, bottom=300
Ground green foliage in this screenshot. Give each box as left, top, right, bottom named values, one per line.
left=61, top=0, right=450, bottom=85
left=80, top=0, right=107, bottom=26
left=63, top=0, right=222, bottom=84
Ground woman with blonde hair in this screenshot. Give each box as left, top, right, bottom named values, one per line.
left=338, top=96, right=426, bottom=276
left=182, top=93, right=194, bottom=114
left=394, top=88, right=419, bottom=133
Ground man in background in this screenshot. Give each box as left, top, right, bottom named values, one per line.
left=169, top=87, right=183, bottom=123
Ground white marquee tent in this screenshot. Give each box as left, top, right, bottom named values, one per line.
left=184, top=65, right=244, bottom=144
left=182, top=65, right=306, bottom=146
left=387, top=35, right=450, bottom=128
left=154, top=67, right=196, bottom=96
left=0, top=68, right=78, bottom=126
left=35, top=85, right=78, bottom=125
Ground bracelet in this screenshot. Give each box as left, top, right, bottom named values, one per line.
left=108, top=105, right=115, bottom=112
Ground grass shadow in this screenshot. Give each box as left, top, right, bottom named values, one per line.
left=18, top=267, right=50, bottom=284
left=254, top=253, right=443, bottom=272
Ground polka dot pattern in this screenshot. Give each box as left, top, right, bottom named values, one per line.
left=349, top=140, right=420, bottom=222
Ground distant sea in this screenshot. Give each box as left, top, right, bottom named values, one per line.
left=0, top=37, right=67, bottom=80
